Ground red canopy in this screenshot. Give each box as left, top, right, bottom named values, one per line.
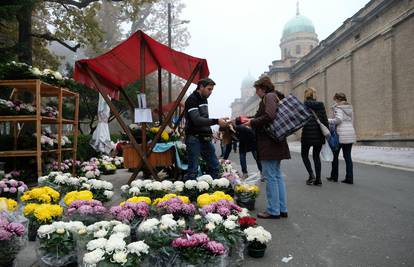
left=74, top=30, right=210, bottom=100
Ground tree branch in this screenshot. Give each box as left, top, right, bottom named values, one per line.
left=45, top=0, right=125, bottom=9
left=31, top=32, right=81, bottom=52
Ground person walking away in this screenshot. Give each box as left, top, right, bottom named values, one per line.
left=234, top=123, right=262, bottom=179
left=184, top=78, right=229, bottom=181
left=326, top=92, right=356, bottom=184
left=243, top=76, right=291, bottom=219
left=301, top=87, right=329, bottom=186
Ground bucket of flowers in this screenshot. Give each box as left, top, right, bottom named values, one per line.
left=37, top=221, right=86, bottom=266
left=23, top=203, right=63, bottom=241
left=171, top=230, right=227, bottom=266
left=0, top=171, right=28, bottom=200
left=155, top=194, right=196, bottom=220
left=0, top=214, right=26, bottom=267
left=81, top=179, right=114, bottom=203
left=38, top=172, right=87, bottom=194
left=243, top=226, right=272, bottom=258
left=234, top=183, right=260, bottom=211
left=66, top=200, right=107, bottom=226
left=212, top=177, right=232, bottom=196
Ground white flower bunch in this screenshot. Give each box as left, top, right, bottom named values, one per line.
left=223, top=219, right=237, bottom=230
left=86, top=220, right=130, bottom=239
left=159, top=214, right=178, bottom=230
left=83, top=179, right=113, bottom=190
left=127, top=240, right=149, bottom=256
left=173, top=181, right=184, bottom=192
left=237, top=208, right=250, bottom=218
left=184, top=180, right=197, bottom=189
left=37, top=221, right=85, bottom=239
left=196, top=181, right=210, bottom=192
left=161, top=180, right=173, bottom=191
left=40, top=135, right=54, bottom=147
left=205, top=213, right=223, bottom=225
left=137, top=218, right=160, bottom=234
left=197, top=174, right=213, bottom=185
left=212, top=178, right=230, bottom=188
left=243, top=226, right=272, bottom=244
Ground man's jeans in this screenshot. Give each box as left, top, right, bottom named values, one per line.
left=240, top=150, right=262, bottom=174
left=261, top=160, right=288, bottom=215
left=184, top=135, right=220, bottom=180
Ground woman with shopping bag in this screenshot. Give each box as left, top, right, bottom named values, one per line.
left=300, top=87, right=329, bottom=186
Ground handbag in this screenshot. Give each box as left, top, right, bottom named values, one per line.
left=320, top=143, right=333, bottom=162
left=264, top=94, right=312, bottom=141
left=327, top=124, right=340, bottom=151
left=309, top=109, right=330, bottom=137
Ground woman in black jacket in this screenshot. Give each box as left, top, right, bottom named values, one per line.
left=301, top=87, right=329, bottom=186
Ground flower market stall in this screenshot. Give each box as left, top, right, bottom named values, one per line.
left=74, top=30, right=210, bottom=183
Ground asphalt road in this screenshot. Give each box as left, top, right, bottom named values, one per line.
left=234, top=151, right=414, bottom=267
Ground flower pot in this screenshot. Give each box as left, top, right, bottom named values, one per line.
left=247, top=244, right=266, bottom=258
left=0, top=238, right=21, bottom=267
left=28, top=220, right=39, bottom=241
left=236, top=198, right=255, bottom=211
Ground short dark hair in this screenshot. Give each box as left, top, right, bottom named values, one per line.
left=196, top=78, right=216, bottom=90
left=253, top=76, right=275, bottom=93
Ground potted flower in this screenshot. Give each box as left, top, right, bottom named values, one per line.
left=237, top=216, right=257, bottom=231
left=63, top=190, right=94, bottom=206
left=0, top=197, right=18, bottom=212
left=66, top=200, right=107, bottom=226
left=37, top=221, right=85, bottom=266
left=212, top=177, right=232, bottom=195
left=243, top=226, right=272, bottom=258
left=0, top=172, right=28, bottom=200
left=23, top=203, right=63, bottom=241
left=81, top=179, right=114, bottom=203
left=109, top=201, right=149, bottom=238
left=38, top=172, right=87, bottom=194
left=156, top=196, right=196, bottom=220
left=234, top=184, right=260, bottom=211
left=20, top=186, right=60, bottom=204
left=0, top=214, right=26, bottom=266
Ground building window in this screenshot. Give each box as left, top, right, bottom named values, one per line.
left=296, top=45, right=301, bottom=54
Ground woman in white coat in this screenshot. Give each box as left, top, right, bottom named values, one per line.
left=326, top=93, right=356, bottom=184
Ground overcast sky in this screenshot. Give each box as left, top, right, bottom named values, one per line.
left=179, top=0, right=370, bottom=119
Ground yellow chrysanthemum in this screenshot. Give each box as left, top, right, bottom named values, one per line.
left=121, top=196, right=151, bottom=206
left=23, top=203, right=39, bottom=216
left=64, top=190, right=93, bottom=206
left=20, top=186, right=60, bottom=203
left=33, top=204, right=63, bottom=222
left=197, top=193, right=212, bottom=207
left=150, top=127, right=159, bottom=133
left=235, top=184, right=260, bottom=195
left=197, top=191, right=234, bottom=207
left=178, top=196, right=190, bottom=204
left=161, top=131, right=169, bottom=142
left=0, top=197, right=18, bottom=211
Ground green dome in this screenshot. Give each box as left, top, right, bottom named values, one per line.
left=282, top=15, right=315, bottom=37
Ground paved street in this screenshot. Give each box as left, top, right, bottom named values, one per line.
left=233, top=150, right=414, bottom=267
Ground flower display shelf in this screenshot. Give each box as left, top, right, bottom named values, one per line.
left=123, top=143, right=173, bottom=169
left=0, top=79, right=79, bottom=177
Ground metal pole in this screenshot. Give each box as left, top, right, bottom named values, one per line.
left=168, top=2, right=172, bottom=103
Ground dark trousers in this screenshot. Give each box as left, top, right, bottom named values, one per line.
left=223, top=143, right=232, bottom=160
left=240, top=150, right=262, bottom=174
left=301, top=143, right=323, bottom=178
left=331, top=143, right=353, bottom=181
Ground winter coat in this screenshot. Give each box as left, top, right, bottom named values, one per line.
left=250, top=91, right=291, bottom=161
left=301, top=99, right=329, bottom=145
left=329, top=102, right=356, bottom=144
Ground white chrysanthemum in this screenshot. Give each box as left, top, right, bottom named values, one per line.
left=151, top=181, right=162, bottom=191
left=112, top=224, right=130, bottom=236
left=105, top=236, right=126, bottom=253
left=130, top=180, right=143, bottom=188
left=127, top=240, right=149, bottom=256
left=120, top=185, right=129, bottom=192
left=177, top=219, right=186, bottom=228
left=104, top=190, right=114, bottom=199
left=243, top=226, right=272, bottom=244
left=141, top=179, right=153, bottom=186
left=65, top=221, right=85, bottom=232
left=238, top=208, right=250, bottom=218
left=129, top=187, right=140, bottom=195
left=184, top=180, right=197, bottom=189
left=194, top=214, right=202, bottom=220
left=227, top=215, right=238, bottom=221
left=205, top=222, right=216, bottom=231
left=38, top=176, right=47, bottom=183
left=205, top=213, right=223, bottom=225
left=82, top=183, right=91, bottom=190
left=196, top=181, right=210, bottom=191
left=137, top=218, right=160, bottom=234
left=54, top=175, right=66, bottom=184
left=161, top=180, right=173, bottom=191
left=87, top=238, right=107, bottom=251
left=53, top=71, right=63, bottom=80
left=83, top=248, right=105, bottom=265
left=51, top=221, right=66, bottom=229
left=213, top=178, right=230, bottom=188
left=223, top=219, right=237, bottom=230
left=197, top=174, right=213, bottom=184
left=94, top=229, right=108, bottom=238
left=112, top=250, right=128, bottom=264
left=37, top=224, right=56, bottom=238
left=85, top=171, right=95, bottom=179
left=31, top=67, right=41, bottom=76
left=160, top=214, right=177, bottom=230
left=173, top=181, right=184, bottom=192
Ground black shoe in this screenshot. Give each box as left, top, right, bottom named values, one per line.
left=326, top=177, right=338, bottom=182
left=257, top=212, right=280, bottom=219
left=306, top=175, right=316, bottom=185
left=313, top=179, right=322, bottom=186
left=280, top=212, right=288, bottom=218
left=341, top=179, right=353, bottom=184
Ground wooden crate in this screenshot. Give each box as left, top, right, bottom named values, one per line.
left=122, top=144, right=174, bottom=169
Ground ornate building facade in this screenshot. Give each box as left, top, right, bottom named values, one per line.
left=231, top=0, right=414, bottom=146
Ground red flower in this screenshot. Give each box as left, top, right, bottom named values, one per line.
left=237, top=216, right=257, bottom=229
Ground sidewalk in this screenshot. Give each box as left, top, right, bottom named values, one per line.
left=288, top=141, right=414, bottom=172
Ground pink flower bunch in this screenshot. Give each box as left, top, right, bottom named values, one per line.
left=172, top=232, right=226, bottom=255
left=202, top=200, right=242, bottom=218
left=110, top=202, right=150, bottom=222
left=67, top=200, right=107, bottom=216
left=41, top=106, right=58, bottom=118
left=0, top=172, right=28, bottom=197
left=157, top=197, right=196, bottom=217
left=0, top=216, right=25, bottom=241
left=48, top=159, right=81, bottom=173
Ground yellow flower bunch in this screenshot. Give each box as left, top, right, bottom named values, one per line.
left=235, top=184, right=260, bottom=195
left=20, top=186, right=60, bottom=203
left=64, top=190, right=93, bottom=206
left=153, top=193, right=190, bottom=205
left=0, top=197, right=18, bottom=211
left=149, top=127, right=169, bottom=142
left=23, top=203, right=63, bottom=223
left=120, top=196, right=152, bottom=206
left=197, top=191, right=234, bottom=207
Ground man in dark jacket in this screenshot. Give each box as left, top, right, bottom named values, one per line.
left=184, top=78, right=228, bottom=180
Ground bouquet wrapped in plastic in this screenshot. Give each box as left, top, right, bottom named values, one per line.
left=0, top=213, right=26, bottom=266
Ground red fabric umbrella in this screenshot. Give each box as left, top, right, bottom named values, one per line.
left=74, top=30, right=210, bottom=100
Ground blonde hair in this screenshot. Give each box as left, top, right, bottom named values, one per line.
left=304, top=87, right=317, bottom=101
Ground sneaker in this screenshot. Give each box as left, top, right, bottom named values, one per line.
left=242, top=173, right=249, bottom=179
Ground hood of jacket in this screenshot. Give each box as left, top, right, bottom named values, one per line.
left=334, top=102, right=353, bottom=117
